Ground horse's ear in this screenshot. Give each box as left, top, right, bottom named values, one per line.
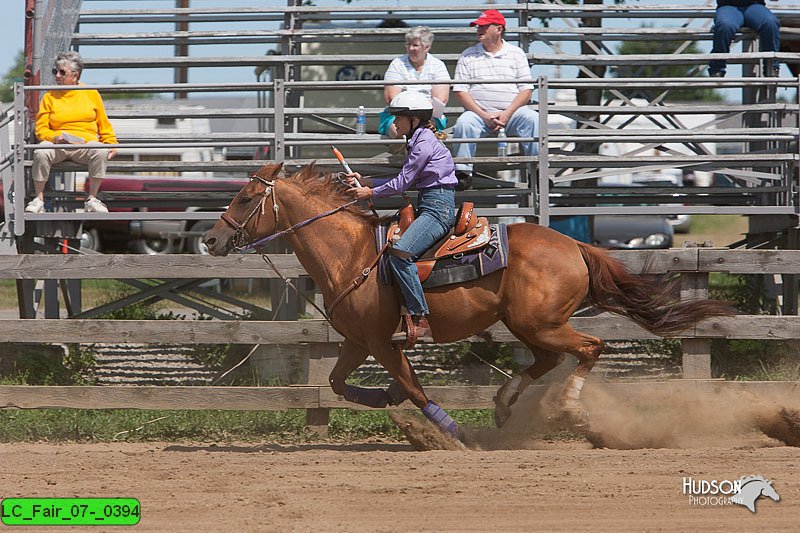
left=256, top=161, right=284, bottom=180
left=299, top=161, right=317, bottom=180
left=269, top=162, right=285, bottom=179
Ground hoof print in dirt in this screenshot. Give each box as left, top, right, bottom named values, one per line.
left=389, top=411, right=466, bottom=451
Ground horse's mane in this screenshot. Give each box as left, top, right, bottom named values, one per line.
left=260, top=162, right=381, bottom=226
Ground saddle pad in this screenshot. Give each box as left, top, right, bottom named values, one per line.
left=375, top=223, right=509, bottom=289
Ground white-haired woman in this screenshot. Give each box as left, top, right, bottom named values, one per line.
left=26, top=51, right=117, bottom=214
left=379, top=26, right=451, bottom=138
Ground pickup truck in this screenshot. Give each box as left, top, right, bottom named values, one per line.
left=84, top=175, right=249, bottom=254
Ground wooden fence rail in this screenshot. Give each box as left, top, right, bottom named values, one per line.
left=2, top=381, right=799, bottom=412
left=0, top=249, right=797, bottom=432
left=0, top=249, right=798, bottom=279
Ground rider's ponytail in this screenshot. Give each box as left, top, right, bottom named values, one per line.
left=424, top=119, right=447, bottom=142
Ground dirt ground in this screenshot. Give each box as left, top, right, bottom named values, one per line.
left=2, top=381, right=799, bottom=531
left=0, top=436, right=796, bottom=532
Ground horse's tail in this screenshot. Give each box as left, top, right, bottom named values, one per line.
left=577, top=242, right=736, bottom=336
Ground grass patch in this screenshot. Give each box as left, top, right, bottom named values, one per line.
left=0, top=407, right=495, bottom=443
left=679, top=214, right=747, bottom=247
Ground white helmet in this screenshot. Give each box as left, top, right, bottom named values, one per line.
left=388, top=91, right=433, bottom=121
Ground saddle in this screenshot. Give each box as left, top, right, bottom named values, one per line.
left=386, top=201, right=492, bottom=283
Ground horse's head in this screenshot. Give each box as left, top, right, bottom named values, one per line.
left=760, top=480, right=780, bottom=502
left=203, top=162, right=284, bottom=256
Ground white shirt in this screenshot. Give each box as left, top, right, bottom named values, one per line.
left=453, top=41, right=533, bottom=112
left=383, top=53, right=451, bottom=97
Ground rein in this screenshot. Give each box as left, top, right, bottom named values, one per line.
left=223, top=172, right=384, bottom=318
left=238, top=198, right=358, bottom=252
left=226, top=174, right=359, bottom=252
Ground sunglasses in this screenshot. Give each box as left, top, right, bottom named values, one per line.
left=51, top=68, right=70, bottom=76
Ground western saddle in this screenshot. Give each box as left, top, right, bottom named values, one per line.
left=386, top=201, right=491, bottom=283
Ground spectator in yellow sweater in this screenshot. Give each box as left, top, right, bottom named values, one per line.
left=25, top=51, right=117, bottom=214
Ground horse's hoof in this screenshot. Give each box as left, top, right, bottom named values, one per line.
left=493, top=394, right=516, bottom=428
left=493, top=400, right=511, bottom=428
left=493, top=378, right=522, bottom=428
left=562, top=407, right=591, bottom=433
left=386, top=380, right=410, bottom=406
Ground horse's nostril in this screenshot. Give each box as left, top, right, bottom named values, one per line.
left=204, top=236, right=216, bottom=247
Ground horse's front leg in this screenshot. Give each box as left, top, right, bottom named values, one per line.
left=330, top=338, right=407, bottom=408
left=369, top=343, right=460, bottom=441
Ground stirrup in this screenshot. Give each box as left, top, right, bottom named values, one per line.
left=391, top=314, right=432, bottom=349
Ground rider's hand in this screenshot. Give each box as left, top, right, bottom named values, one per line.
left=345, top=172, right=362, bottom=187
left=348, top=186, right=373, bottom=200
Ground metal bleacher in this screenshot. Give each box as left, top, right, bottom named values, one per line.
left=2, top=0, right=799, bottom=241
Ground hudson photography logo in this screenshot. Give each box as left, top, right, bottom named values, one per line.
left=682, top=475, right=780, bottom=512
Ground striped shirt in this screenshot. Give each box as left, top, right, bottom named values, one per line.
left=453, top=41, right=533, bottom=112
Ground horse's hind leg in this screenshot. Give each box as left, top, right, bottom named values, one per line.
left=494, top=345, right=563, bottom=428
left=533, top=323, right=605, bottom=425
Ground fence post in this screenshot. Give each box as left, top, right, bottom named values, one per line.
left=537, top=76, right=550, bottom=226
left=304, top=342, right=338, bottom=435
left=274, top=78, right=285, bottom=162
left=680, top=271, right=711, bottom=378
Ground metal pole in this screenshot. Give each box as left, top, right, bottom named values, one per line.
left=13, top=82, right=26, bottom=237
left=175, top=0, right=189, bottom=99
left=32, top=0, right=43, bottom=79
left=537, top=76, right=550, bottom=226
left=274, top=78, right=285, bottom=162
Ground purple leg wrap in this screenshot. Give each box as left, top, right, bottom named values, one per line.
left=422, top=400, right=459, bottom=439
left=344, top=385, right=390, bottom=408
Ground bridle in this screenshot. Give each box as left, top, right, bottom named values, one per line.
left=217, top=171, right=385, bottom=318
left=222, top=173, right=361, bottom=253
left=219, top=174, right=279, bottom=251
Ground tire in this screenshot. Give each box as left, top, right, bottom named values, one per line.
left=80, top=229, right=102, bottom=253
left=187, top=220, right=216, bottom=255
left=130, top=238, right=180, bottom=255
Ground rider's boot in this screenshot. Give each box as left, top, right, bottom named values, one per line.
left=391, top=314, right=433, bottom=349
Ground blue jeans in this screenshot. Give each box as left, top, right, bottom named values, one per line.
left=452, top=106, right=539, bottom=174
left=389, top=186, right=455, bottom=316
left=710, top=4, right=780, bottom=75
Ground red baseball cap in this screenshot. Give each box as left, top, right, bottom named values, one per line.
left=469, top=10, right=506, bottom=27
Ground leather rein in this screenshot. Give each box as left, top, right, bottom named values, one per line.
left=220, top=173, right=385, bottom=317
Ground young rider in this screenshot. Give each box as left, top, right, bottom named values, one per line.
left=347, top=91, right=458, bottom=345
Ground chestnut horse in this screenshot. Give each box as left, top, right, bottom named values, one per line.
left=203, top=162, right=734, bottom=442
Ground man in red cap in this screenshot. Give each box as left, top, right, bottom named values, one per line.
left=452, top=9, right=538, bottom=186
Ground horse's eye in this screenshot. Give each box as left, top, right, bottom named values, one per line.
left=239, top=196, right=252, bottom=205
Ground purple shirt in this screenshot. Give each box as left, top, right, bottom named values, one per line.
left=372, top=127, right=457, bottom=198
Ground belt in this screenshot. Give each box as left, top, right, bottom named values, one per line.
left=418, top=185, right=456, bottom=192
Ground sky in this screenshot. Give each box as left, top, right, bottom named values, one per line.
left=1, top=1, right=25, bottom=76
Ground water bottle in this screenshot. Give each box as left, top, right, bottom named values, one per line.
left=497, top=128, right=508, bottom=157
left=355, top=105, right=366, bottom=135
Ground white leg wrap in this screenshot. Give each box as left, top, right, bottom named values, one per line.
left=561, top=375, right=586, bottom=404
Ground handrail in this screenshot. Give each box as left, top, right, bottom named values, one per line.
left=72, top=51, right=794, bottom=69
left=20, top=76, right=800, bottom=94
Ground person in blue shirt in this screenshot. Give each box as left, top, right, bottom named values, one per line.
left=709, top=0, right=781, bottom=77
left=347, top=91, right=458, bottom=344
